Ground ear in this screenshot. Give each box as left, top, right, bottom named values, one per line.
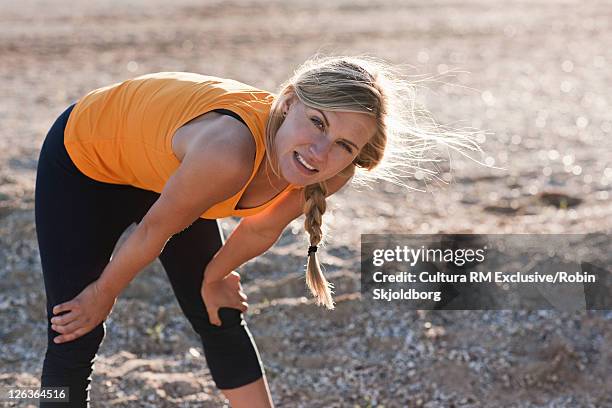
left=281, top=92, right=297, bottom=113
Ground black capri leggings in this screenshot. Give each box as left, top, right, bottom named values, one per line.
left=35, top=104, right=265, bottom=407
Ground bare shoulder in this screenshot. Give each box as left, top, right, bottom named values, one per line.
left=184, top=115, right=256, bottom=176
left=179, top=114, right=258, bottom=200
left=141, top=116, right=257, bottom=237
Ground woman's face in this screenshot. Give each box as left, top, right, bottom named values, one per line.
left=274, top=95, right=377, bottom=186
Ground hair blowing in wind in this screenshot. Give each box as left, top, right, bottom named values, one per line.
left=264, top=54, right=484, bottom=310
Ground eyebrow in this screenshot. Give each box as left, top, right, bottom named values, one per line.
left=312, top=108, right=360, bottom=150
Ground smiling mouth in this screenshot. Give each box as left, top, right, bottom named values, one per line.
left=294, top=151, right=318, bottom=173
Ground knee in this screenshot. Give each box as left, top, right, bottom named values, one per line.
left=196, top=316, right=265, bottom=390
left=188, top=307, right=244, bottom=335
left=193, top=307, right=250, bottom=352
left=45, top=322, right=105, bottom=369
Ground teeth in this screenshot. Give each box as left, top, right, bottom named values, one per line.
left=296, top=152, right=316, bottom=171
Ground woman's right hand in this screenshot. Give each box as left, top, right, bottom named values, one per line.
left=201, top=271, right=249, bottom=326
left=50, top=279, right=117, bottom=344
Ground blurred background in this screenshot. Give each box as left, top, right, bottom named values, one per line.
left=1, top=0, right=610, bottom=406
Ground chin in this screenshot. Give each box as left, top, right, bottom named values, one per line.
left=279, top=167, right=315, bottom=186
left=295, top=174, right=327, bottom=187
left=285, top=172, right=310, bottom=186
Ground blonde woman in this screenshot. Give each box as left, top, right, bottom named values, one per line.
left=35, top=56, right=475, bottom=407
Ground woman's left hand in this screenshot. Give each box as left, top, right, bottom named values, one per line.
left=50, top=280, right=117, bottom=344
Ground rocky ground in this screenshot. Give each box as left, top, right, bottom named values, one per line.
left=1, top=0, right=610, bottom=407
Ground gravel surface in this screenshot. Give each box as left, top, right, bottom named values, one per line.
left=1, top=0, right=610, bottom=406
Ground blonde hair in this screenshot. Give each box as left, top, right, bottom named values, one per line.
left=264, top=54, right=482, bottom=310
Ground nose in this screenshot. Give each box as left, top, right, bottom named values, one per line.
left=308, top=136, right=332, bottom=166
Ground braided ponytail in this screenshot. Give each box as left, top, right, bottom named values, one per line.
left=303, top=182, right=335, bottom=309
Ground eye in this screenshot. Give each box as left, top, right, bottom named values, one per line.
left=337, top=140, right=354, bottom=154
left=310, top=117, right=325, bottom=131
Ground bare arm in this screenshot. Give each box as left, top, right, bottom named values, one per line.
left=97, top=128, right=256, bottom=297
left=203, top=188, right=304, bottom=285
left=203, top=165, right=356, bottom=284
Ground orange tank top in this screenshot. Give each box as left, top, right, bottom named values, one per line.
left=64, top=72, right=299, bottom=219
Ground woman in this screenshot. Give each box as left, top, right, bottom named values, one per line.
left=35, top=55, right=475, bottom=407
